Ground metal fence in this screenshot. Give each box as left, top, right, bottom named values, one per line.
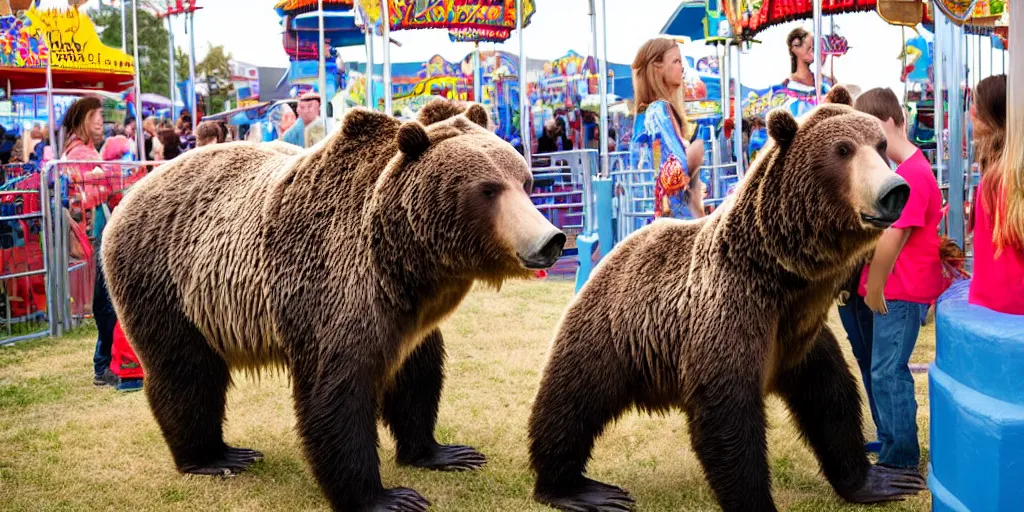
left=46, top=160, right=152, bottom=337
left=0, top=163, right=54, bottom=346
left=0, top=159, right=154, bottom=345
left=529, top=149, right=598, bottom=253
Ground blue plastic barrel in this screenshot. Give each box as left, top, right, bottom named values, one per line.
left=928, top=279, right=1024, bottom=512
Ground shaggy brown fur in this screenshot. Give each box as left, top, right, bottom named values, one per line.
left=101, top=101, right=561, bottom=512
left=527, top=86, right=926, bottom=512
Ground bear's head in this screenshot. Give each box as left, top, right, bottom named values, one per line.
left=749, top=86, right=910, bottom=279
left=362, top=103, right=565, bottom=285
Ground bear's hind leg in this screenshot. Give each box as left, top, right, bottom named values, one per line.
left=129, top=314, right=263, bottom=476
left=382, top=329, right=485, bottom=471
left=528, top=336, right=636, bottom=511
left=775, top=327, right=926, bottom=504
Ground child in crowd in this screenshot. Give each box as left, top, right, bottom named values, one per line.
left=967, top=74, right=1024, bottom=315
left=841, top=87, right=949, bottom=470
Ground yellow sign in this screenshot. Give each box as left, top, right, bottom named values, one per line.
left=23, top=7, right=135, bottom=75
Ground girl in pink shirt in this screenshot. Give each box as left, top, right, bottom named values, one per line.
left=968, top=75, right=1024, bottom=315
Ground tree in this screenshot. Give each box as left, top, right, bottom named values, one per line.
left=197, top=44, right=234, bottom=115
left=88, top=4, right=172, bottom=100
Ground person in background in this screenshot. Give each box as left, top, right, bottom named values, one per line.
left=845, top=87, right=949, bottom=470
left=57, top=97, right=119, bottom=387
left=100, top=135, right=133, bottom=162
left=629, top=36, right=706, bottom=220
left=195, top=121, right=221, bottom=147
left=785, top=27, right=833, bottom=92
left=277, top=106, right=297, bottom=139
left=158, top=129, right=181, bottom=161
left=300, top=92, right=326, bottom=148
left=537, top=119, right=563, bottom=154
left=281, top=100, right=308, bottom=147
left=968, top=74, right=1023, bottom=315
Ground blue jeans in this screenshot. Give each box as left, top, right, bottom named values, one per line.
left=837, top=293, right=881, bottom=435
left=92, top=262, right=117, bottom=378
left=870, top=299, right=927, bottom=468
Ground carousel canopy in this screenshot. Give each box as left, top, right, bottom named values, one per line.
left=2, top=7, right=135, bottom=93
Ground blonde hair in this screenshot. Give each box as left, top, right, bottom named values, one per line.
left=632, top=37, right=690, bottom=139
left=998, top=51, right=1024, bottom=251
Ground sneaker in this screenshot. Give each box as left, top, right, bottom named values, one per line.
left=93, top=374, right=108, bottom=386
left=115, top=378, right=144, bottom=392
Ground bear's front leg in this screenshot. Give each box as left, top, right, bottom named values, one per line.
left=685, top=368, right=776, bottom=512
left=774, top=327, right=926, bottom=504
left=528, top=328, right=637, bottom=511
left=382, top=329, right=485, bottom=471
left=292, top=350, right=430, bottom=512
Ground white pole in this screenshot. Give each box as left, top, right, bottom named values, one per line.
left=596, top=0, right=609, bottom=177
left=318, top=0, right=328, bottom=126
left=167, top=10, right=176, bottom=121
left=188, top=11, right=197, bottom=126
left=120, top=0, right=127, bottom=52
left=365, top=24, right=374, bottom=109
left=517, top=0, right=529, bottom=163
left=473, top=42, right=482, bottom=103
left=380, top=0, right=392, bottom=115
left=45, top=53, right=62, bottom=337
left=812, top=0, right=823, bottom=103
left=733, top=43, right=743, bottom=176
left=131, top=0, right=145, bottom=162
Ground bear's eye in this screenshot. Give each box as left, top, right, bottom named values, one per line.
left=877, top=140, right=888, bottom=156
left=524, top=179, right=534, bottom=193
left=481, top=182, right=502, bottom=199
left=836, top=142, right=854, bottom=158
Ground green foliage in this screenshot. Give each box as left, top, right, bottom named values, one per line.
left=88, top=4, right=172, bottom=99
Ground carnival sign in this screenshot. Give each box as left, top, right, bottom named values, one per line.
left=358, top=0, right=536, bottom=43
left=18, top=6, right=134, bottom=75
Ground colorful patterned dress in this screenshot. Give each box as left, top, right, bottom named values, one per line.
left=629, top=100, right=697, bottom=221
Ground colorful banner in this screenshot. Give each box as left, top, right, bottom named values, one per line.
left=19, top=7, right=134, bottom=75
left=358, top=0, right=535, bottom=43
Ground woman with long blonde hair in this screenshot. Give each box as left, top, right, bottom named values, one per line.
left=968, top=74, right=1024, bottom=315
left=629, top=37, right=706, bottom=220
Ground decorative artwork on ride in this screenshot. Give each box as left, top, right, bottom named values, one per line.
left=18, top=7, right=134, bottom=75
left=0, top=9, right=47, bottom=68
left=900, top=29, right=933, bottom=84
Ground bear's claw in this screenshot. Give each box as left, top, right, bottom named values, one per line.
left=534, top=477, right=635, bottom=512
left=363, top=487, right=430, bottom=512
left=400, top=443, right=486, bottom=471
left=843, top=464, right=927, bottom=504
left=180, top=446, right=264, bottom=477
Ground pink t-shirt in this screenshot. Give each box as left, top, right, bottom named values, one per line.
left=859, top=149, right=948, bottom=304
left=969, top=177, right=1024, bottom=315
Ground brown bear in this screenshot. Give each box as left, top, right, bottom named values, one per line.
left=526, top=86, right=927, bottom=512
left=100, top=100, right=566, bottom=512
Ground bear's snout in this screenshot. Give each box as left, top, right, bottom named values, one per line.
left=522, top=231, right=567, bottom=269
left=862, top=177, right=910, bottom=228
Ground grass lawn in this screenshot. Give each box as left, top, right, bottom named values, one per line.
left=0, top=279, right=934, bottom=511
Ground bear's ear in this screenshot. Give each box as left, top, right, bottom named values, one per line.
left=463, top=104, right=490, bottom=129
left=416, top=98, right=463, bottom=126
left=824, top=85, right=853, bottom=106
left=397, top=122, right=431, bottom=158
left=767, top=109, right=798, bottom=147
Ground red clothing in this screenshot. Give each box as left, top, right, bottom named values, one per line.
left=859, top=149, right=949, bottom=304
left=969, top=176, right=1024, bottom=315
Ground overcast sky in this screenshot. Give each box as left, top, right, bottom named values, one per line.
left=40, top=0, right=1007, bottom=93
